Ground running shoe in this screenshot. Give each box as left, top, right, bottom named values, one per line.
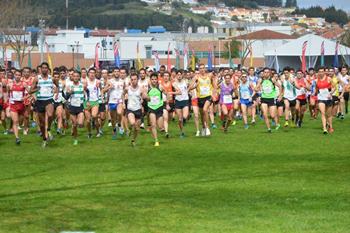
left=211, top=123, right=217, bottom=129
left=231, top=120, right=237, bottom=126
left=48, top=131, right=54, bottom=141
left=131, top=140, right=136, bottom=147
left=244, top=124, right=249, bottom=130
left=205, top=128, right=211, bottom=136
left=15, top=138, right=21, bottom=145
left=180, top=132, right=185, bottom=138
left=195, top=130, right=200, bottom=137
left=267, top=128, right=272, bottom=133
left=73, top=139, right=78, bottom=146
left=154, top=141, right=160, bottom=147
left=323, top=130, right=328, bottom=135
left=284, top=121, right=289, bottom=127
left=41, top=140, right=48, bottom=148
left=275, top=124, right=281, bottom=130
left=165, top=132, right=170, bottom=138
left=96, top=133, right=102, bottom=138
left=329, top=128, right=334, bottom=134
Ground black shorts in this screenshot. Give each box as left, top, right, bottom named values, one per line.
left=343, top=92, right=349, bottom=101
left=0, top=104, right=3, bottom=112
left=142, top=100, right=148, bottom=114
left=54, top=102, right=63, bottom=110
left=276, top=100, right=284, bottom=107
left=198, top=96, right=211, bottom=108
left=175, top=100, right=189, bottom=109
left=319, top=100, right=333, bottom=107
left=149, top=106, right=163, bottom=119
left=252, top=93, right=260, bottom=101
left=297, top=99, right=307, bottom=106
left=332, top=96, right=340, bottom=105
left=35, top=99, right=54, bottom=113
left=127, top=109, right=142, bottom=119
left=69, top=105, right=84, bottom=116
left=261, top=98, right=276, bottom=107
left=99, top=103, right=106, bottom=112
left=163, top=102, right=175, bottom=112
left=284, top=98, right=296, bottom=107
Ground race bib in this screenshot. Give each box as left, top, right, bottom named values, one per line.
left=263, top=85, right=272, bottom=94
left=150, top=96, right=160, bottom=105
left=12, top=91, right=23, bottom=101
left=241, top=91, right=250, bottom=100
left=223, top=95, right=232, bottom=104
left=200, top=86, right=210, bottom=96
left=40, top=87, right=52, bottom=96
left=318, top=89, right=330, bottom=100
left=71, top=97, right=81, bottom=107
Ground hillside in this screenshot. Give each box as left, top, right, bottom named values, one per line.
left=28, top=0, right=212, bottom=31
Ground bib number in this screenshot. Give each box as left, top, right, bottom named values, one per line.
left=40, top=87, right=52, bottom=96
left=150, top=96, right=160, bottom=105
left=71, top=98, right=81, bottom=107
left=223, top=95, right=232, bottom=104
left=12, top=91, right=23, bottom=101
left=263, top=85, right=272, bottom=94
left=200, top=86, right=210, bottom=96
left=241, top=91, right=250, bottom=99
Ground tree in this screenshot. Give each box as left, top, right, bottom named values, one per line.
left=222, top=39, right=240, bottom=60
left=0, top=0, right=47, bottom=68
left=340, top=30, right=350, bottom=48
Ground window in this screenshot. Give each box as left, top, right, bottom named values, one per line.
left=145, top=45, right=152, bottom=59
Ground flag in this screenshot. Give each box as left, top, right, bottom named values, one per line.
left=228, top=42, right=233, bottom=68
left=95, top=42, right=100, bottom=69
left=321, top=41, right=325, bottom=66
left=175, top=48, right=180, bottom=70
left=301, top=41, right=308, bottom=73
left=249, top=45, right=253, bottom=67
left=45, top=42, right=53, bottom=74
left=207, top=45, right=213, bottom=71
left=333, top=41, right=339, bottom=68
left=153, top=50, right=160, bottom=71
left=190, top=48, right=196, bottom=70
left=27, top=48, right=32, bottom=68
left=167, top=43, right=171, bottom=71
left=136, top=42, right=143, bottom=70
left=113, top=42, right=121, bottom=68
left=4, top=47, right=8, bottom=70
left=183, top=46, right=188, bottom=70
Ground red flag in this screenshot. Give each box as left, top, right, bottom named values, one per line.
left=95, top=42, right=100, bottom=69
left=167, top=42, right=171, bottom=71
left=301, top=41, right=308, bottom=73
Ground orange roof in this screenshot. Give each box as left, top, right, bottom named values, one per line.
left=233, top=29, right=297, bottom=40
left=321, top=27, right=344, bottom=39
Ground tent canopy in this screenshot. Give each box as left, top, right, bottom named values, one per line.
left=264, top=34, right=350, bottom=56
left=264, top=34, right=350, bottom=71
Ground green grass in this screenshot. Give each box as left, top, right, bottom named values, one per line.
left=0, top=115, right=349, bottom=233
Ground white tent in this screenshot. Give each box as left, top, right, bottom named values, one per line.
left=264, top=34, right=350, bottom=71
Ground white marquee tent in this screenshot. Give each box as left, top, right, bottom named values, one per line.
left=264, top=34, right=350, bottom=71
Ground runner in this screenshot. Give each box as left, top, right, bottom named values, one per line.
left=160, top=71, right=174, bottom=138
left=281, top=68, right=297, bottom=127
left=329, top=68, right=343, bottom=118
left=103, top=68, right=125, bottom=140
left=98, top=69, right=109, bottom=135
left=146, top=73, right=164, bottom=146
left=53, top=70, right=66, bottom=135
left=21, top=67, right=34, bottom=135
left=247, top=67, right=259, bottom=124
left=189, top=71, right=201, bottom=136
left=172, top=70, right=190, bottom=137
left=220, top=73, right=235, bottom=132
left=337, top=66, right=349, bottom=118
left=189, top=64, right=217, bottom=136
left=65, top=70, right=85, bottom=145
left=307, top=68, right=318, bottom=119
left=138, top=68, right=150, bottom=129
left=0, top=69, right=7, bottom=133
left=83, top=68, right=101, bottom=138
left=29, top=62, right=57, bottom=147
left=7, top=69, right=29, bottom=144
left=255, top=67, right=282, bottom=132
left=294, top=70, right=310, bottom=128
left=239, top=73, right=256, bottom=129
left=315, top=67, right=334, bottom=134
left=123, top=73, right=147, bottom=146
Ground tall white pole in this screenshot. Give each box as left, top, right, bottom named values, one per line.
left=66, top=0, right=69, bottom=30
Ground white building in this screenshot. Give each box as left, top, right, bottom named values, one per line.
left=42, top=29, right=117, bottom=60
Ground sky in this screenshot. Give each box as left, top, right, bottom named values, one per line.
left=297, top=0, right=350, bottom=11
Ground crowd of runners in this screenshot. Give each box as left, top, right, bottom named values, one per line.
left=0, top=62, right=349, bottom=147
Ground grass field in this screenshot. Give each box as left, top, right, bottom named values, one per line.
left=0, top=115, right=349, bottom=233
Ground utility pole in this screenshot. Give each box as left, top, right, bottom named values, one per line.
left=66, top=0, right=69, bottom=30
left=39, top=19, right=45, bottom=63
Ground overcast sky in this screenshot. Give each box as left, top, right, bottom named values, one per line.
left=297, top=0, right=350, bottom=11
